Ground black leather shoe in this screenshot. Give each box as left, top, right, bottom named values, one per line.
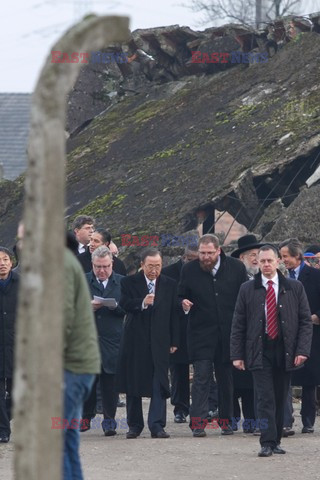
left=221, top=424, right=234, bottom=435
left=0, top=436, right=10, bottom=443
left=192, top=429, right=206, bottom=437
left=117, top=400, right=126, bottom=408
left=302, top=426, right=314, bottom=433
left=126, top=430, right=140, bottom=439
left=273, top=445, right=286, bottom=454
left=104, top=429, right=117, bottom=437
left=258, top=446, right=273, bottom=457
left=151, top=430, right=170, bottom=438
left=282, top=427, right=295, bottom=437
left=174, top=413, right=186, bottom=424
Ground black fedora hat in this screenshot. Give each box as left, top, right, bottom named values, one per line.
left=231, top=234, right=264, bottom=258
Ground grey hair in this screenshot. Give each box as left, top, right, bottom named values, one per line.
left=91, top=246, right=112, bottom=262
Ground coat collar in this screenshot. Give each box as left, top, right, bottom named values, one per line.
left=254, top=269, right=292, bottom=292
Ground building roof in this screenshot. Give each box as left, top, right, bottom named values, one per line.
left=0, top=93, right=31, bottom=180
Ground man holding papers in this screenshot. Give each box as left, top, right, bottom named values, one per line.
left=81, top=246, right=125, bottom=436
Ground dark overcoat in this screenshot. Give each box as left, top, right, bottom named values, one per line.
left=178, top=251, right=248, bottom=363
left=0, top=271, right=19, bottom=378
left=292, top=264, right=320, bottom=386
left=86, top=271, right=125, bottom=374
left=116, top=271, right=179, bottom=398
left=230, top=271, right=312, bottom=371
left=162, top=259, right=189, bottom=365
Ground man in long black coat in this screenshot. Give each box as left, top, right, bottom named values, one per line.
left=116, top=248, right=179, bottom=439
left=178, top=234, right=247, bottom=437
left=231, top=245, right=312, bottom=457
left=0, top=247, right=19, bottom=443
left=162, top=245, right=199, bottom=424
left=280, top=238, right=320, bottom=434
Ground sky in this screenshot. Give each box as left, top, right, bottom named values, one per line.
left=1, top=0, right=320, bottom=92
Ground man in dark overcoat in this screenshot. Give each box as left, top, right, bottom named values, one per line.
left=81, top=246, right=125, bottom=436
left=162, top=245, right=198, bottom=424
left=231, top=244, right=312, bottom=457
left=0, top=247, right=19, bottom=443
left=178, top=234, right=247, bottom=437
left=116, top=248, right=179, bottom=439
left=280, top=238, right=320, bottom=434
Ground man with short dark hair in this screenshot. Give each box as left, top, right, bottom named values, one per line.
left=78, top=228, right=126, bottom=275
left=72, top=215, right=95, bottom=254
left=0, top=247, right=19, bottom=443
left=117, top=248, right=179, bottom=439
left=280, top=238, right=320, bottom=435
left=231, top=244, right=312, bottom=457
left=178, top=234, right=247, bottom=437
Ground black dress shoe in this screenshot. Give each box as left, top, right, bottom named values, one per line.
left=273, top=445, right=286, bottom=454
left=207, top=408, right=219, bottom=420
left=282, top=427, right=295, bottom=437
left=221, top=424, right=234, bottom=435
left=117, top=400, right=126, bottom=408
left=258, top=446, right=273, bottom=457
left=192, top=429, right=206, bottom=437
left=302, top=426, right=314, bottom=433
left=151, top=430, right=170, bottom=438
left=0, top=436, right=10, bottom=443
left=104, top=429, right=117, bottom=437
left=126, top=430, right=140, bottom=439
left=174, top=413, right=186, bottom=424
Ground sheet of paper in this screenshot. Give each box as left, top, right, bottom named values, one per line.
left=93, top=296, right=117, bottom=308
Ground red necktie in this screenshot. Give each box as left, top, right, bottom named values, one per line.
left=266, top=280, right=278, bottom=339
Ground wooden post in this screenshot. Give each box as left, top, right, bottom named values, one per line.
left=13, top=15, right=129, bottom=480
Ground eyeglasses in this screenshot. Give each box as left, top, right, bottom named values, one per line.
left=144, top=265, right=161, bottom=271
left=93, top=264, right=112, bottom=270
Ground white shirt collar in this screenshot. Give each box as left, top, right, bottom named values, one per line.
left=261, top=272, right=278, bottom=288
left=212, top=255, right=221, bottom=275
left=144, top=275, right=155, bottom=286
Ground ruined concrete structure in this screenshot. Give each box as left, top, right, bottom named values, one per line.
left=0, top=14, right=320, bottom=256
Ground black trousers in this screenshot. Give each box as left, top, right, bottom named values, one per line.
left=300, top=385, right=316, bottom=428
left=82, top=370, right=118, bottom=431
left=126, top=373, right=166, bottom=435
left=252, top=340, right=291, bottom=448
left=189, top=358, right=233, bottom=430
left=233, top=388, right=255, bottom=427
left=0, top=378, right=12, bottom=437
left=170, top=363, right=190, bottom=416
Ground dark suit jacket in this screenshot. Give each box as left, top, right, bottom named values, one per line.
left=86, top=271, right=125, bottom=374
left=78, top=248, right=127, bottom=275
left=162, top=259, right=189, bottom=364
left=292, top=263, right=320, bottom=385
left=116, top=271, right=179, bottom=398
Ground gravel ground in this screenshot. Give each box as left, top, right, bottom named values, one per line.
left=1, top=399, right=320, bottom=480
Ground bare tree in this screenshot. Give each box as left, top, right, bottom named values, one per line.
left=13, top=14, right=129, bottom=480
left=188, top=0, right=302, bottom=28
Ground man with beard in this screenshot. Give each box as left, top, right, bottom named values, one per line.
left=178, top=234, right=247, bottom=437
left=231, top=234, right=263, bottom=433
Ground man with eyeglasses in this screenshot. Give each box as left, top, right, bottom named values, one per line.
left=116, top=248, right=179, bottom=439
left=178, top=234, right=247, bottom=437
left=72, top=215, right=95, bottom=254
left=80, top=246, right=125, bottom=436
